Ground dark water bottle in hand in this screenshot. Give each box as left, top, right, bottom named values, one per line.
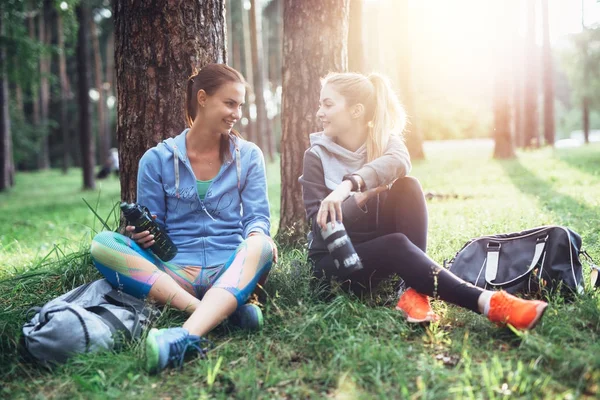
left=120, top=202, right=178, bottom=261
left=320, top=220, right=363, bottom=274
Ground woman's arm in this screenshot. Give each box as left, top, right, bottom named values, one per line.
left=240, top=145, right=271, bottom=238
left=300, top=150, right=368, bottom=232
left=351, top=134, right=411, bottom=190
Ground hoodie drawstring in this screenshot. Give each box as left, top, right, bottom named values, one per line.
left=170, top=138, right=241, bottom=220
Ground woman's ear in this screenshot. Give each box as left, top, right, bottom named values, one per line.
left=196, top=89, right=208, bottom=108
left=351, top=103, right=365, bottom=120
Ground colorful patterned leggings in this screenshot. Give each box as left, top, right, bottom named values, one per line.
left=90, top=231, right=273, bottom=306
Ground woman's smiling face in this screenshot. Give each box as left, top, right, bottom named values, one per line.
left=316, top=84, right=355, bottom=139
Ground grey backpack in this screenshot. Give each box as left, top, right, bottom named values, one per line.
left=22, top=279, right=159, bottom=366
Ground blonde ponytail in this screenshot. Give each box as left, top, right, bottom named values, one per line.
left=322, top=72, right=406, bottom=162
left=366, top=73, right=406, bottom=161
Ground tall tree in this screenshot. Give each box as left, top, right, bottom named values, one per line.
left=91, top=18, right=108, bottom=165
left=492, top=1, right=515, bottom=159
left=38, top=1, right=51, bottom=169
left=241, top=0, right=256, bottom=144
left=392, top=0, right=424, bottom=160
left=249, top=0, right=273, bottom=161
left=348, top=0, right=364, bottom=73
left=541, top=0, right=555, bottom=146
left=523, top=0, right=539, bottom=148
left=76, top=4, right=95, bottom=190
left=512, top=0, right=524, bottom=148
left=57, top=8, right=71, bottom=173
left=278, top=0, right=349, bottom=243
left=115, top=0, right=226, bottom=202
left=0, top=6, right=15, bottom=191
left=581, top=0, right=590, bottom=144
left=27, top=12, right=42, bottom=166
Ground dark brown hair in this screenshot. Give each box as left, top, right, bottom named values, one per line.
left=186, top=63, right=247, bottom=129
left=185, top=63, right=247, bottom=161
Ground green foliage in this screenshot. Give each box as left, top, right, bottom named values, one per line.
left=1, top=145, right=600, bottom=398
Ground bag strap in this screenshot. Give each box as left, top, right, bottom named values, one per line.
left=86, top=305, right=133, bottom=341
left=485, top=236, right=548, bottom=284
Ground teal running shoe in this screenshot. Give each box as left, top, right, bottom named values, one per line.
left=145, top=327, right=213, bottom=374
left=228, top=303, right=264, bottom=331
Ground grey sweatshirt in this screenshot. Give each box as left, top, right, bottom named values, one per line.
left=299, top=132, right=412, bottom=259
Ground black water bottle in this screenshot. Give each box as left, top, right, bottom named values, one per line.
left=320, top=220, right=363, bottom=274
left=120, top=202, right=178, bottom=261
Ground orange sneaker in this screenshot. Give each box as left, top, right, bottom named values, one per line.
left=487, top=291, right=548, bottom=330
left=395, top=288, right=439, bottom=323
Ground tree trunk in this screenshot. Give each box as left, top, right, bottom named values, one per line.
left=348, top=0, right=364, bottom=73
left=241, top=0, right=255, bottom=143
left=541, top=0, right=555, bottom=146
left=57, top=11, right=70, bottom=173
left=249, top=0, right=274, bottom=161
left=105, top=31, right=115, bottom=145
left=492, top=3, right=515, bottom=159
left=0, top=10, right=15, bottom=191
left=28, top=13, right=41, bottom=166
left=583, top=96, right=590, bottom=144
left=512, top=0, right=524, bottom=148
left=523, top=0, right=538, bottom=148
left=278, top=0, right=349, bottom=244
left=115, top=0, right=226, bottom=203
left=38, top=2, right=50, bottom=170
left=91, top=18, right=108, bottom=166
left=76, top=4, right=95, bottom=190
left=392, top=0, right=424, bottom=160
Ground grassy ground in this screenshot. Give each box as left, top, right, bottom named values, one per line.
left=0, top=142, right=599, bottom=399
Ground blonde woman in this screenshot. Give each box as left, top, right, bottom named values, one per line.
left=299, top=72, right=547, bottom=330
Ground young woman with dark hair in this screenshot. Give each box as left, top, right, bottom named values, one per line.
left=90, top=64, right=276, bottom=373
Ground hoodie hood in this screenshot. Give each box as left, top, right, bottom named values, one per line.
left=308, top=132, right=367, bottom=190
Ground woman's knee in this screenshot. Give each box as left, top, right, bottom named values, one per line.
left=244, top=234, right=274, bottom=266
left=390, top=176, right=423, bottom=195
left=90, top=231, right=122, bottom=260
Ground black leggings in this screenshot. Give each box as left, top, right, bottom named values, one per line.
left=313, top=177, right=484, bottom=313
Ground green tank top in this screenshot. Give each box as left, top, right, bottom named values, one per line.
left=196, top=179, right=213, bottom=200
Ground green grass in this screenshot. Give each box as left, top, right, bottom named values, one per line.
left=1, top=142, right=600, bottom=399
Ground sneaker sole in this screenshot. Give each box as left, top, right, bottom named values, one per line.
left=145, top=328, right=160, bottom=374
left=524, top=302, right=549, bottom=330
left=395, top=306, right=439, bottom=323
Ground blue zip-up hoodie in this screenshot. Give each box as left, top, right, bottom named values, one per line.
left=136, top=129, right=271, bottom=267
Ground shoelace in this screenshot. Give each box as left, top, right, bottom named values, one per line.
left=169, top=336, right=214, bottom=368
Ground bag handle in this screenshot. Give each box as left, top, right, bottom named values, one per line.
left=86, top=305, right=134, bottom=341
left=485, top=236, right=548, bottom=286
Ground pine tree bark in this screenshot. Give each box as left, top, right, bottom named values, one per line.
left=541, top=0, right=555, bottom=146
left=115, top=0, right=226, bottom=202
left=76, top=4, right=95, bottom=190
left=249, top=0, right=274, bottom=161
left=348, top=0, right=364, bottom=73
left=28, top=13, right=41, bottom=166
left=512, top=0, right=524, bottom=148
left=523, top=0, right=539, bottom=148
left=278, top=0, right=349, bottom=243
left=38, top=2, right=50, bottom=170
left=91, top=19, right=108, bottom=165
left=493, top=3, right=515, bottom=159
left=0, top=10, right=15, bottom=191
left=57, top=11, right=70, bottom=173
left=241, top=0, right=255, bottom=143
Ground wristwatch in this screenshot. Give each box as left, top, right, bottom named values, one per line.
left=343, top=174, right=362, bottom=192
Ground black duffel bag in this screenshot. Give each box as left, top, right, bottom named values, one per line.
left=446, top=226, right=592, bottom=297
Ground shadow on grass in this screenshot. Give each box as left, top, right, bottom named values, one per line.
left=499, top=158, right=598, bottom=234
left=555, top=145, right=600, bottom=177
